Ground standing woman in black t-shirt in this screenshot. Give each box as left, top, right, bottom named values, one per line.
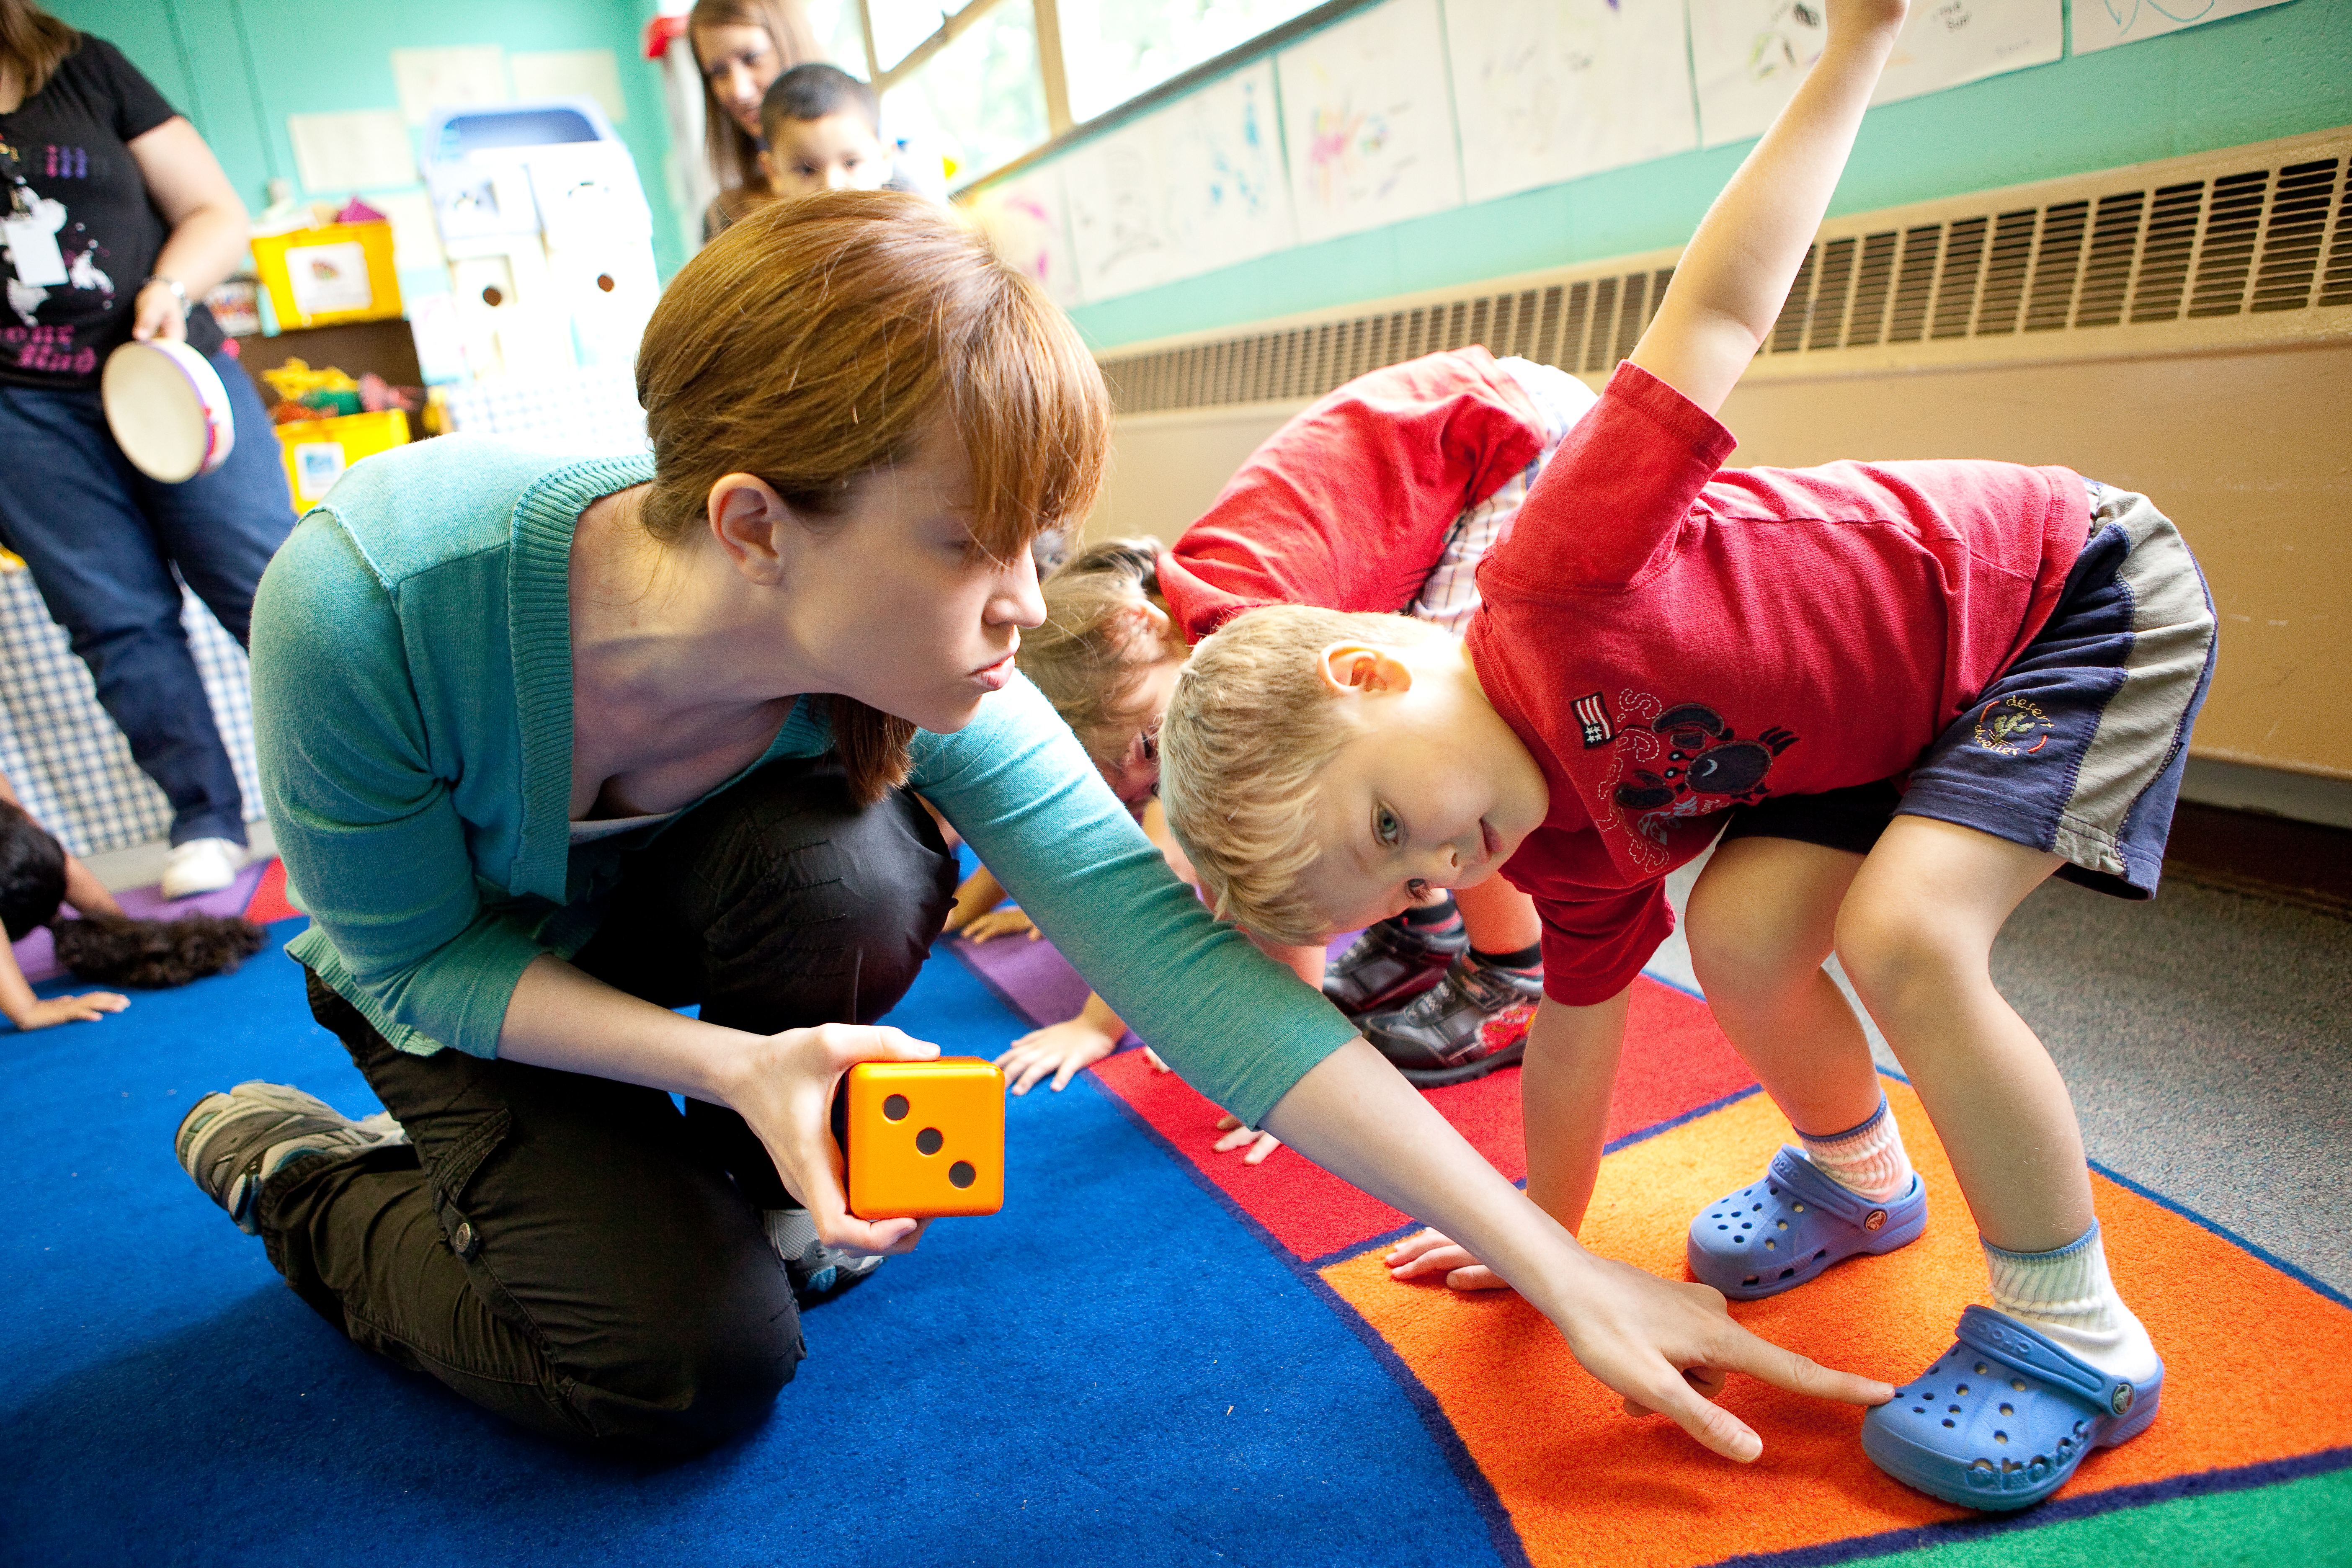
left=0, top=1, right=293, bottom=899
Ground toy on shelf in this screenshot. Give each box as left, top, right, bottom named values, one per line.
left=257, top=358, right=417, bottom=504
left=251, top=198, right=402, bottom=332
left=420, top=98, right=659, bottom=381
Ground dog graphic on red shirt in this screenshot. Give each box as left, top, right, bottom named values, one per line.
left=1611, top=702, right=1799, bottom=845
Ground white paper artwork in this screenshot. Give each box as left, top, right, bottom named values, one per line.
left=2071, top=0, right=2291, bottom=55
left=511, top=49, right=630, bottom=125
left=1690, top=0, right=2060, bottom=148
left=390, top=46, right=512, bottom=128
left=1062, top=60, right=1294, bottom=302
left=284, top=240, right=374, bottom=316
left=1276, top=0, right=1462, bottom=247
left=1446, top=0, right=1700, bottom=206
left=286, top=109, right=418, bottom=193
left=969, top=164, right=1084, bottom=307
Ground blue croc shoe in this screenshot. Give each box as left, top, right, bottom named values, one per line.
left=1862, top=1305, right=2164, bottom=1511
left=1686, top=1145, right=1927, bottom=1299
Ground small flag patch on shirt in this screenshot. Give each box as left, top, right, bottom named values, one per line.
left=1574, top=692, right=1614, bottom=748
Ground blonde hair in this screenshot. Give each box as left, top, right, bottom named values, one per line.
left=637, top=189, right=1111, bottom=806
left=1020, top=538, right=1181, bottom=769
left=690, top=0, right=821, bottom=199
left=0, top=0, right=77, bottom=99
left=1159, top=605, right=1447, bottom=943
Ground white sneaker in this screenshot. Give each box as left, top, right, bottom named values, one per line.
left=161, top=837, right=243, bottom=900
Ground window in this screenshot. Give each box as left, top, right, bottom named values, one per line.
left=1055, top=0, right=1323, bottom=125
left=833, top=0, right=1338, bottom=186
left=803, top=0, right=872, bottom=76
left=880, top=2, right=1049, bottom=184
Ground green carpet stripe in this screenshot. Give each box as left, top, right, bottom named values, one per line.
left=1847, top=1468, right=2352, bottom=1567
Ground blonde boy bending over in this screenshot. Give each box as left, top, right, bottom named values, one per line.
left=1160, top=0, right=2212, bottom=1514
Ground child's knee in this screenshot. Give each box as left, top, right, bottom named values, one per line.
left=1685, top=897, right=1826, bottom=1003
left=1832, top=891, right=1981, bottom=1015
left=1685, top=845, right=1839, bottom=1000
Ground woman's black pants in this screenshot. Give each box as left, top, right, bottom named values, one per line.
left=254, top=760, right=959, bottom=1457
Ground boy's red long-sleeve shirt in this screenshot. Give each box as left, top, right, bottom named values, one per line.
left=1465, top=362, right=2088, bottom=1002
left=1154, top=348, right=1547, bottom=638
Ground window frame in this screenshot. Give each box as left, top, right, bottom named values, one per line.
left=853, top=0, right=1369, bottom=193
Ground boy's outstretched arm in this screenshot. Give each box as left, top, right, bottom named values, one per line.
left=1631, top=0, right=1907, bottom=416
left=1264, top=1039, right=1892, bottom=1461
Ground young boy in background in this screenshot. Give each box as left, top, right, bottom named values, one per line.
left=757, top=64, right=900, bottom=200
left=1158, top=0, right=2212, bottom=1513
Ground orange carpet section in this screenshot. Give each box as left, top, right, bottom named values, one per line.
left=1090, top=976, right=1759, bottom=1261
left=1320, top=1081, right=2352, bottom=1568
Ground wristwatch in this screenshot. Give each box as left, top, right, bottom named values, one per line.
left=140, top=275, right=188, bottom=314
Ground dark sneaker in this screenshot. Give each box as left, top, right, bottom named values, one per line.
left=1362, top=957, right=1543, bottom=1086
left=1324, top=915, right=1469, bottom=1015
left=176, top=1081, right=407, bottom=1235
left=764, top=1208, right=886, bottom=1305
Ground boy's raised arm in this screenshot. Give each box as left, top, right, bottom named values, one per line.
left=1631, top=0, right=1907, bottom=416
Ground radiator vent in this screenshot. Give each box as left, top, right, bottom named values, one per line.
left=1097, top=130, right=2352, bottom=416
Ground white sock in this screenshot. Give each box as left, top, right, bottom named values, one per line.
left=1796, top=1096, right=1914, bottom=1202
left=1984, top=1222, right=2161, bottom=1385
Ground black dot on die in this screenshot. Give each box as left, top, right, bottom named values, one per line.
left=948, top=1161, right=975, bottom=1189
left=916, top=1127, right=944, bottom=1155
left=882, top=1094, right=909, bottom=1121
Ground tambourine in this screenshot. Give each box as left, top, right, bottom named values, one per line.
left=101, top=339, right=236, bottom=483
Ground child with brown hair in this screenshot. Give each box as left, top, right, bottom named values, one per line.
left=1159, top=0, right=2211, bottom=1512
left=757, top=63, right=895, bottom=200
left=0, top=773, right=264, bottom=1029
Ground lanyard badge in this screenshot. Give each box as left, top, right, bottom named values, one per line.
left=0, top=134, right=70, bottom=287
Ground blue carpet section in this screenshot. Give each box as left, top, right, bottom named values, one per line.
left=1, top=922, right=1509, bottom=1566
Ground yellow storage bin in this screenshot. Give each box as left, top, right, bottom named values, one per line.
left=252, top=221, right=402, bottom=330
left=276, top=409, right=410, bottom=505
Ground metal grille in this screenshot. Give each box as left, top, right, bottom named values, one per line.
left=1098, top=136, right=2352, bottom=415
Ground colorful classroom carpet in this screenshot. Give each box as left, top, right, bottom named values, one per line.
left=2, top=866, right=2346, bottom=1565
left=950, top=924, right=2352, bottom=1567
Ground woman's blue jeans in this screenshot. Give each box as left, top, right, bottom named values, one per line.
left=0, top=346, right=294, bottom=845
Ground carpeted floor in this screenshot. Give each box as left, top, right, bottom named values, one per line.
left=3, top=858, right=2347, bottom=1566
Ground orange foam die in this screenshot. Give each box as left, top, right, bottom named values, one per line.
left=844, top=1059, right=1005, bottom=1220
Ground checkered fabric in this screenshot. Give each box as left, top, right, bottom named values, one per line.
left=0, top=557, right=262, bottom=859
left=1404, top=357, right=1588, bottom=634
left=436, top=367, right=650, bottom=457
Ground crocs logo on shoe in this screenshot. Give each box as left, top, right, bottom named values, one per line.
left=2111, top=1384, right=2134, bottom=1417
left=1865, top=1208, right=1888, bottom=1231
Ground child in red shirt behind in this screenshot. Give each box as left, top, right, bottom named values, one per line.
left=1158, top=0, right=2213, bottom=1514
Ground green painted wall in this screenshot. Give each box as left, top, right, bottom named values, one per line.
left=1061, top=0, right=2352, bottom=351
left=44, top=0, right=688, bottom=279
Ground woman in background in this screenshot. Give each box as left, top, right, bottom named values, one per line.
left=688, top=0, right=818, bottom=240
left=0, top=0, right=292, bottom=899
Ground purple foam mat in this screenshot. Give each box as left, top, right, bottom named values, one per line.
left=8, top=861, right=265, bottom=987
left=941, top=922, right=1362, bottom=1048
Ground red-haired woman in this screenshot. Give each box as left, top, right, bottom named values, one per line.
left=177, top=193, right=1887, bottom=1461
left=0, top=2, right=291, bottom=897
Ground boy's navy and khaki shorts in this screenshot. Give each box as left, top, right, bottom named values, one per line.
left=1727, top=482, right=2216, bottom=898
